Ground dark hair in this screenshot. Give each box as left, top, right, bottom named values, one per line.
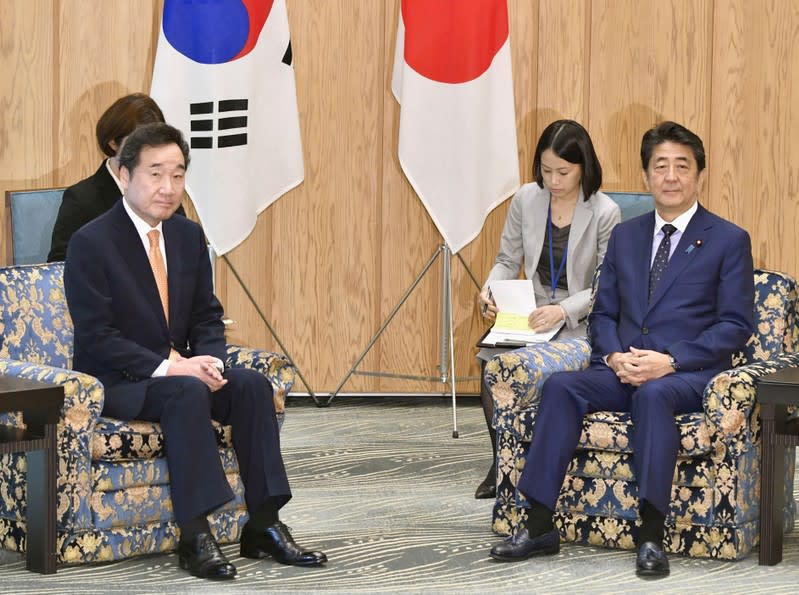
left=95, top=93, right=165, bottom=157
left=118, top=123, right=190, bottom=173
left=640, top=121, right=706, bottom=171
left=532, top=119, right=603, bottom=200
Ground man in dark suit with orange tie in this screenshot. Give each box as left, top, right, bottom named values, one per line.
left=64, top=122, right=326, bottom=581
left=488, top=121, right=755, bottom=578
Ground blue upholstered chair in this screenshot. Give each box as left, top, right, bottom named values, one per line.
left=604, top=190, right=655, bottom=222
left=4, top=188, right=65, bottom=265
left=485, top=266, right=799, bottom=560
left=0, top=262, right=295, bottom=564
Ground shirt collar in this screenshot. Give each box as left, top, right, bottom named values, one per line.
left=654, top=200, right=698, bottom=236
left=104, top=158, right=125, bottom=195
left=122, top=197, right=163, bottom=240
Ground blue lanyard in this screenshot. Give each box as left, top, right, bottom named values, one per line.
left=547, top=201, right=568, bottom=299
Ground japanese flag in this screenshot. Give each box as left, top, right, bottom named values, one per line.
left=392, top=0, right=520, bottom=254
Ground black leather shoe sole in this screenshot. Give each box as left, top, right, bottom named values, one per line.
left=178, top=554, right=237, bottom=581
left=240, top=540, right=327, bottom=566
left=178, top=553, right=237, bottom=580
left=474, top=465, right=497, bottom=499
left=489, top=543, right=559, bottom=562
left=489, top=529, right=560, bottom=562
left=636, top=566, right=670, bottom=579
left=474, top=481, right=496, bottom=499
left=635, top=541, right=670, bottom=579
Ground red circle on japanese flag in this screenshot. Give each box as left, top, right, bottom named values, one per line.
left=400, top=0, right=509, bottom=84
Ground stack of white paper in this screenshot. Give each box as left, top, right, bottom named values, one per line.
left=481, top=280, right=563, bottom=346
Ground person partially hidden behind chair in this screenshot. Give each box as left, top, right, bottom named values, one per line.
left=48, top=92, right=186, bottom=262
left=64, top=122, right=326, bottom=580
left=488, top=121, right=755, bottom=579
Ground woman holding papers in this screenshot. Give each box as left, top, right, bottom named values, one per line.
left=473, top=120, right=620, bottom=499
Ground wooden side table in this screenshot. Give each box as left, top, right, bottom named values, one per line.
left=0, top=375, right=64, bottom=574
left=758, top=366, right=799, bottom=565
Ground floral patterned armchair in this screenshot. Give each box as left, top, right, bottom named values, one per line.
left=484, top=269, right=799, bottom=560
left=0, top=262, right=295, bottom=565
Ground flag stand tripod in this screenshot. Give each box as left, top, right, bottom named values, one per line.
left=325, top=243, right=482, bottom=438
left=220, top=253, right=317, bottom=401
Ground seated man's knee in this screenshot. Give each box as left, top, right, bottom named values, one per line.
left=162, top=376, right=212, bottom=414
left=225, top=368, right=275, bottom=409
left=542, top=371, right=577, bottom=396
left=631, top=381, right=672, bottom=417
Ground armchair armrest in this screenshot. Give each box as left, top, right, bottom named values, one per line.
left=225, top=345, right=296, bottom=414
left=484, top=338, right=591, bottom=440
left=0, top=358, right=104, bottom=531
left=0, top=358, right=104, bottom=433
left=703, top=352, right=799, bottom=458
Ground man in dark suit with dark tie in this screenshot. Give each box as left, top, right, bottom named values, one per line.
left=64, top=122, right=326, bottom=581
left=488, top=121, right=755, bottom=578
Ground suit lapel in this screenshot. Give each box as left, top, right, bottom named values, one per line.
left=95, top=160, right=123, bottom=210
left=634, top=212, right=656, bottom=315
left=566, top=191, right=591, bottom=288
left=163, top=218, right=183, bottom=331
left=528, top=192, right=548, bottom=270
left=647, top=204, right=710, bottom=309
left=110, top=201, right=169, bottom=328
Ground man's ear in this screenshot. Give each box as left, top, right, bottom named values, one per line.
left=641, top=169, right=651, bottom=192
left=697, top=168, right=708, bottom=192
left=120, top=165, right=130, bottom=192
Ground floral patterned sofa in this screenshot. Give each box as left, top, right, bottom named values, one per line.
left=0, top=262, right=295, bottom=565
left=484, top=269, right=799, bottom=560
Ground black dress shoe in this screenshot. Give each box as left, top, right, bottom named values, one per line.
left=636, top=541, right=670, bottom=578
left=489, top=527, right=560, bottom=562
left=178, top=532, right=237, bottom=580
left=475, top=463, right=497, bottom=499
left=240, top=521, right=327, bottom=566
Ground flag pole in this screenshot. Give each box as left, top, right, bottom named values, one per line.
left=443, top=244, right=459, bottom=438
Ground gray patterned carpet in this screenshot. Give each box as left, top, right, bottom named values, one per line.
left=2, top=396, right=799, bottom=593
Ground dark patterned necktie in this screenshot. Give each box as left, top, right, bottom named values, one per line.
left=649, top=224, right=677, bottom=299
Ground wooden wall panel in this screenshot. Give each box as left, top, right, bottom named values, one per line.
left=251, top=0, right=384, bottom=393
left=0, top=0, right=55, bottom=260
left=54, top=1, right=160, bottom=189
left=588, top=1, right=712, bottom=190
left=535, top=0, right=588, bottom=131
left=709, top=0, right=799, bottom=275
left=2, top=0, right=798, bottom=395
left=375, top=0, right=443, bottom=393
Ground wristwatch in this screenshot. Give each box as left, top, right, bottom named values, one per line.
left=668, top=354, right=680, bottom=371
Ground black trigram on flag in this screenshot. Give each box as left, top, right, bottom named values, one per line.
left=189, top=99, right=248, bottom=149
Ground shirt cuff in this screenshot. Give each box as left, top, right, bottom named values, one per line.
left=152, top=359, right=170, bottom=377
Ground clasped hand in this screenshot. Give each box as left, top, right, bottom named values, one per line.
left=608, top=346, right=673, bottom=387
left=166, top=355, right=228, bottom=391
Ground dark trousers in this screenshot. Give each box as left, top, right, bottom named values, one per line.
left=517, top=365, right=702, bottom=516
left=135, top=368, right=291, bottom=525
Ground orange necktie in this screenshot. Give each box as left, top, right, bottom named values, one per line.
left=147, top=230, right=181, bottom=363
left=147, top=229, right=169, bottom=322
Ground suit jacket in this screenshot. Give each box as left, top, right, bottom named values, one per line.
left=486, top=183, right=620, bottom=333
left=64, top=200, right=224, bottom=420
left=589, top=203, right=755, bottom=394
left=48, top=160, right=186, bottom=262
